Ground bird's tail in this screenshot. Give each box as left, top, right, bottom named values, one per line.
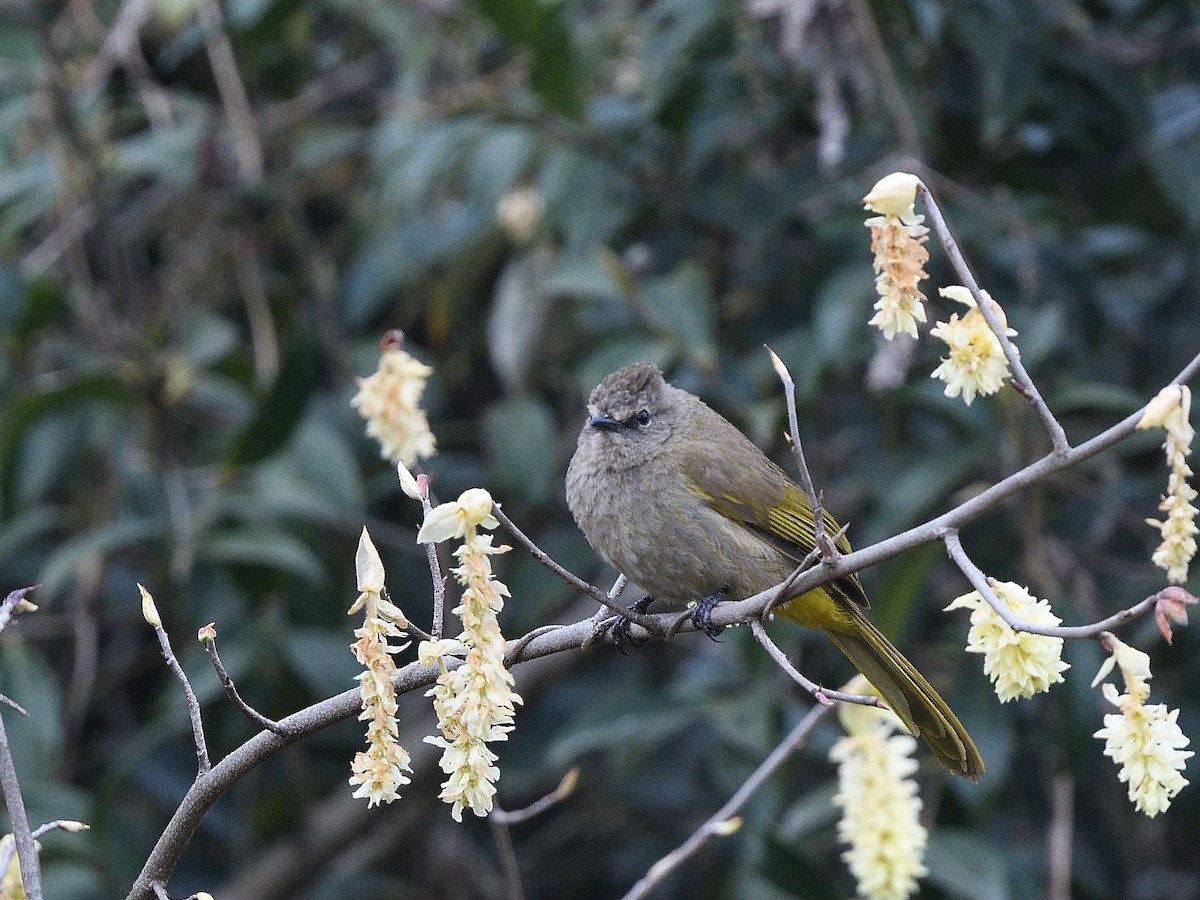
left=781, top=593, right=984, bottom=779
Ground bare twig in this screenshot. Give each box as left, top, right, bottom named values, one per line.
left=491, top=768, right=579, bottom=826
left=417, top=485, right=447, bottom=639
left=765, top=347, right=835, bottom=558
left=201, top=630, right=287, bottom=737
left=943, top=530, right=1158, bottom=638
left=141, top=588, right=210, bottom=775
left=918, top=181, right=1070, bottom=454
left=0, top=819, right=90, bottom=886
left=495, top=505, right=656, bottom=629
left=196, top=0, right=264, bottom=182
left=0, top=712, right=42, bottom=900
left=621, top=703, right=832, bottom=900
left=750, top=619, right=884, bottom=709
left=489, top=817, right=525, bottom=900
left=764, top=523, right=852, bottom=617
left=1047, top=774, right=1074, bottom=900
left=0, top=695, right=27, bottom=716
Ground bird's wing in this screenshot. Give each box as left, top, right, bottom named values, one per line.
left=681, top=433, right=869, bottom=607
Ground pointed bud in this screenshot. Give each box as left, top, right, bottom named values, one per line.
left=197, top=622, right=217, bottom=643
left=138, top=584, right=161, bottom=628
left=863, top=172, right=921, bottom=218
left=397, top=461, right=424, bottom=500
left=355, top=528, right=386, bottom=594
left=56, top=820, right=89, bottom=832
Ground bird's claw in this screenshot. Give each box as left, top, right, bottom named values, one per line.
left=690, top=590, right=727, bottom=641
left=610, top=596, right=654, bottom=654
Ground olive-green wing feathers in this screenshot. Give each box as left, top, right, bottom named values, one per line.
left=679, top=427, right=867, bottom=607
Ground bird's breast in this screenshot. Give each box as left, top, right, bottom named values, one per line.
left=566, top=454, right=791, bottom=606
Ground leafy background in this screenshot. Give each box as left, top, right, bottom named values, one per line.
left=1, top=0, right=1200, bottom=897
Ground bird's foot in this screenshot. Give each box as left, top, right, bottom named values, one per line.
left=690, top=589, right=728, bottom=641
left=610, top=596, right=655, bottom=654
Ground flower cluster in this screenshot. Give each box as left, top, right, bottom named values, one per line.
left=945, top=581, right=1069, bottom=702
left=1092, top=634, right=1192, bottom=816
left=418, top=488, right=522, bottom=821
left=347, top=528, right=413, bottom=807
left=352, top=331, right=437, bottom=468
left=863, top=173, right=930, bottom=341
left=1137, top=384, right=1198, bottom=584
left=830, top=678, right=928, bottom=900
left=929, top=286, right=1017, bottom=405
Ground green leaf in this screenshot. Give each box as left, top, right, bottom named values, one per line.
left=924, top=828, right=1012, bottom=900
left=530, top=8, right=583, bottom=119
left=38, top=518, right=165, bottom=600
left=199, top=529, right=326, bottom=585
left=224, top=337, right=320, bottom=469
left=483, top=394, right=559, bottom=507
left=0, top=372, right=129, bottom=516
left=641, top=262, right=717, bottom=370
left=284, top=628, right=363, bottom=696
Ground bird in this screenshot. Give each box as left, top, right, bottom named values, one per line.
left=565, top=361, right=984, bottom=779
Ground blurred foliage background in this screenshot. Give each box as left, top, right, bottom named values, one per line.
left=1, top=0, right=1200, bottom=897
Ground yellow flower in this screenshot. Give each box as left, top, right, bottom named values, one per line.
left=352, top=335, right=437, bottom=468
left=929, top=286, right=1016, bottom=405
left=1138, top=384, right=1197, bottom=584
left=1093, top=636, right=1192, bottom=817
left=945, top=581, right=1069, bottom=702
left=830, top=677, right=927, bottom=900
left=864, top=174, right=929, bottom=341
left=348, top=528, right=413, bottom=806
left=420, top=488, right=521, bottom=821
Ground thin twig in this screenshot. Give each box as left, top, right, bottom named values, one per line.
left=196, top=0, right=263, bottom=182
left=943, top=530, right=1157, bottom=638
left=1046, top=774, right=1074, bottom=900
left=765, top=347, right=835, bottom=557
left=621, top=703, right=832, bottom=900
left=0, top=695, right=27, bottom=716
left=495, top=505, right=656, bottom=628
left=491, top=768, right=579, bottom=826
left=750, top=619, right=884, bottom=708
left=489, top=818, right=525, bottom=900
left=151, top=883, right=170, bottom=900
left=764, top=524, right=852, bottom=617
left=149, top=618, right=210, bottom=775
left=918, top=181, right=1070, bottom=454
left=0, top=711, right=42, bottom=900
left=420, top=492, right=447, bottom=639
left=0, top=819, right=90, bottom=880
left=201, top=632, right=288, bottom=737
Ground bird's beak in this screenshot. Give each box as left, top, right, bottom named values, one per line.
left=588, top=413, right=622, bottom=432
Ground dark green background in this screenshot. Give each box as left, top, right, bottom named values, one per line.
left=1, top=0, right=1199, bottom=896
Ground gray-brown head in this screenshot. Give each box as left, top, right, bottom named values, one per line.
left=574, top=362, right=688, bottom=470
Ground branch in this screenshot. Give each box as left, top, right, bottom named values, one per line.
left=492, top=768, right=579, bottom=826
left=0, top=711, right=41, bottom=900
left=420, top=487, right=447, bottom=639
left=750, top=619, right=884, bottom=709
left=200, top=628, right=287, bottom=737
left=918, top=181, right=1070, bottom=454
left=620, top=703, right=832, bottom=900
left=943, top=530, right=1158, bottom=638
left=141, top=587, right=210, bottom=775
left=196, top=0, right=263, bottom=182
left=765, top=347, right=835, bottom=557
left=494, top=505, right=656, bottom=629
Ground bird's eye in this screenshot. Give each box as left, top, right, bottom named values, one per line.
left=635, top=409, right=652, bottom=427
